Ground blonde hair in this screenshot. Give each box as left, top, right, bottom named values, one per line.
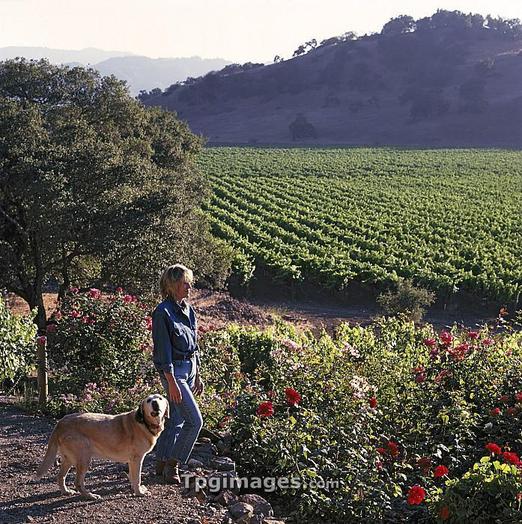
left=159, top=264, right=194, bottom=299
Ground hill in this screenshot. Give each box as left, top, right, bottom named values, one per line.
left=95, top=55, right=232, bottom=94
left=143, top=11, right=522, bottom=148
left=0, top=47, right=232, bottom=95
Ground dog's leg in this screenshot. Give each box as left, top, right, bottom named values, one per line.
left=129, top=455, right=149, bottom=496
left=74, top=457, right=100, bottom=500
left=58, top=455, right=76, bottom=495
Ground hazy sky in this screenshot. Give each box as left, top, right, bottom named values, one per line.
left=1, top=0, right=521, bottom=63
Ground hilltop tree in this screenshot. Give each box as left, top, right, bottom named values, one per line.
left=0, top=59, right=227, bottom=332
left=292, top=39, right=318, bottom=57
left=381, top=15, right=416, bottom=36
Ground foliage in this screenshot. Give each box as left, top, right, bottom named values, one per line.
left=199, top=148, right=522, bottom=304
left=0, top=296, right=37, bottom=384
left=46, top=288, right=156, bottom=394
left=377, top=279, right=436, bottom=321
left=289, top=114, right=317, bottom=140
left=197, top=317, right=522, bottom=522
left=429, top=457, right=522, bottom=523
left=19, top=298, right=522, bottom=522
left=0, top=58, right=229, bottom=329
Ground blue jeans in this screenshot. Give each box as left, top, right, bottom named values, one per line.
left=155, top=357, right=203, bottom=464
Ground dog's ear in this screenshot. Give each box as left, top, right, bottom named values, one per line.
left=135, top=402, right=145, bottom=424
left=164, top=398, right=170, bottom=420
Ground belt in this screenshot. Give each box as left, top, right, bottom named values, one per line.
left=172, top=352, right=194, bottom=361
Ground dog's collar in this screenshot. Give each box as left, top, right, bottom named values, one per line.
left=135, top=405, right=161, bottom=436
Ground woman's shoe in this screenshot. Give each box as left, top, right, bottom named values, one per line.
left=163, top=458, right=181, bottom=484
left=155, top=460, right=166, bottom=476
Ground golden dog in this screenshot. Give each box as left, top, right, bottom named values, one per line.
left=35, top=394, right=169, bottom=499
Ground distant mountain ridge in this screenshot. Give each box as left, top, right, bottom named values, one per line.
left=144, top=10, right=522, bottom=148
left=0, top=46, right=232, bottom=94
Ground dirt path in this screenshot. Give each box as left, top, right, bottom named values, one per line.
left=6, top=288, right=499, bottom=337
left=0, top=400, right=226, bottom=524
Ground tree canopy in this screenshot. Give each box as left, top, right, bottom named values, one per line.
left=0, top=59, right=228, bottom=328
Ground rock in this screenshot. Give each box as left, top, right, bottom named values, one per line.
left=199, top=426, right=222, bottom=442
left=229, top=502, right=254, bottom=520
left=207, top=470, right=241, bottom=494
left=213, top=489, right=238, bottom=507
left=211, top=456, right=236, bottom=472
left=216, top=432, right=233, bottom=454
left=188, top=458, right=205, bottom=470
left=238, top=494, right=273, bottom=517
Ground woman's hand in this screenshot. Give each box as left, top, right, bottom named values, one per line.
left=165, top=373, right=182, bottom=404
left=192, top=373, right=205, bottom=396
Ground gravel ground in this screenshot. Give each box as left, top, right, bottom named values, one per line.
left=0, top=401, right=227, bottom=524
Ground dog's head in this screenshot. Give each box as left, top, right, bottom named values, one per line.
left=136, top=394, right=169, bottom=431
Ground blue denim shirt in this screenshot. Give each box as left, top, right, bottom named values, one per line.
left=152, top=298, right=200, bottom=376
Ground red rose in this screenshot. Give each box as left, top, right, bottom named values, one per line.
left=256, top=401, right=274, bottom=418
left=500, top=395, right=510, bottom=403
left=433, top=465, right=449, bottom=478
left=423, top=338, right=437, bottom=348
left=145, top=316, right=153, bottom=331
left=485, top=442, right=502, bottom=455
left=503, top=451, right=521, bottom=466
left=417, top=456, right=432, bottom=472
left=415, top=373, right=426, bottom=383
left=439, top=506, right=450, bottom=521
left=482, top=338, right=494, bottom=346
left=369, top=397, right=378, bottom=409
left=440, top=331, right=453, bottom=345
left=123, top=294, right=133, bottom=303
left=376, top=447, right=386, bottom=455
left=407, top=485, right=426, bottom=505
left=507, top=407, right=517, bottom=416
left=387, top=441, right=399, bottom=457
left=284, top=387, right=301, bottom=406
left=116, top=287, right=123, bottom=293
left=515, top=392, right=522, bottom=403
left=467, top=330, right=479, bottom=340
left=70, top=310, right=81, bottom=318
left=89, top=288, right=101, bottom=299
left=490, top=407, right=501, bottom=416
left=53, top=310, right=62, bottom=320
left=46, top=324, right=57, bottom=334
left=36, top=335, right=47, bottom=346
left=69, top=287, right=79, bottom=294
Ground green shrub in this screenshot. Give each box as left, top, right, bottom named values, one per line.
left=0, top=295, right=37, bottom=385
left=430, top=456, right=522, bottom=523
left=199, top=317, right=522, bottom=522
left=46, top=288, right=155, bottom=394
left=377, top=278, right=436, bottom=321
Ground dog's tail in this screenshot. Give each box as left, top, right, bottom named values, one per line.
left=35, top=427, right=59, bottom=480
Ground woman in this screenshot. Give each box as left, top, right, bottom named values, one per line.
left=151, top=264, right=204, bottom=483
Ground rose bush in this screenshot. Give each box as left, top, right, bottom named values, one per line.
left=46, top=288, right=156, bottom=395
left=198, top=314, right=522, bottom=522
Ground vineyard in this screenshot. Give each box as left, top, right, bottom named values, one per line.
left=199, top=148, right=522, bottom=303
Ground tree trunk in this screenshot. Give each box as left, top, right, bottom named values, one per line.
left=28, top=286, right=48, bottom=407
